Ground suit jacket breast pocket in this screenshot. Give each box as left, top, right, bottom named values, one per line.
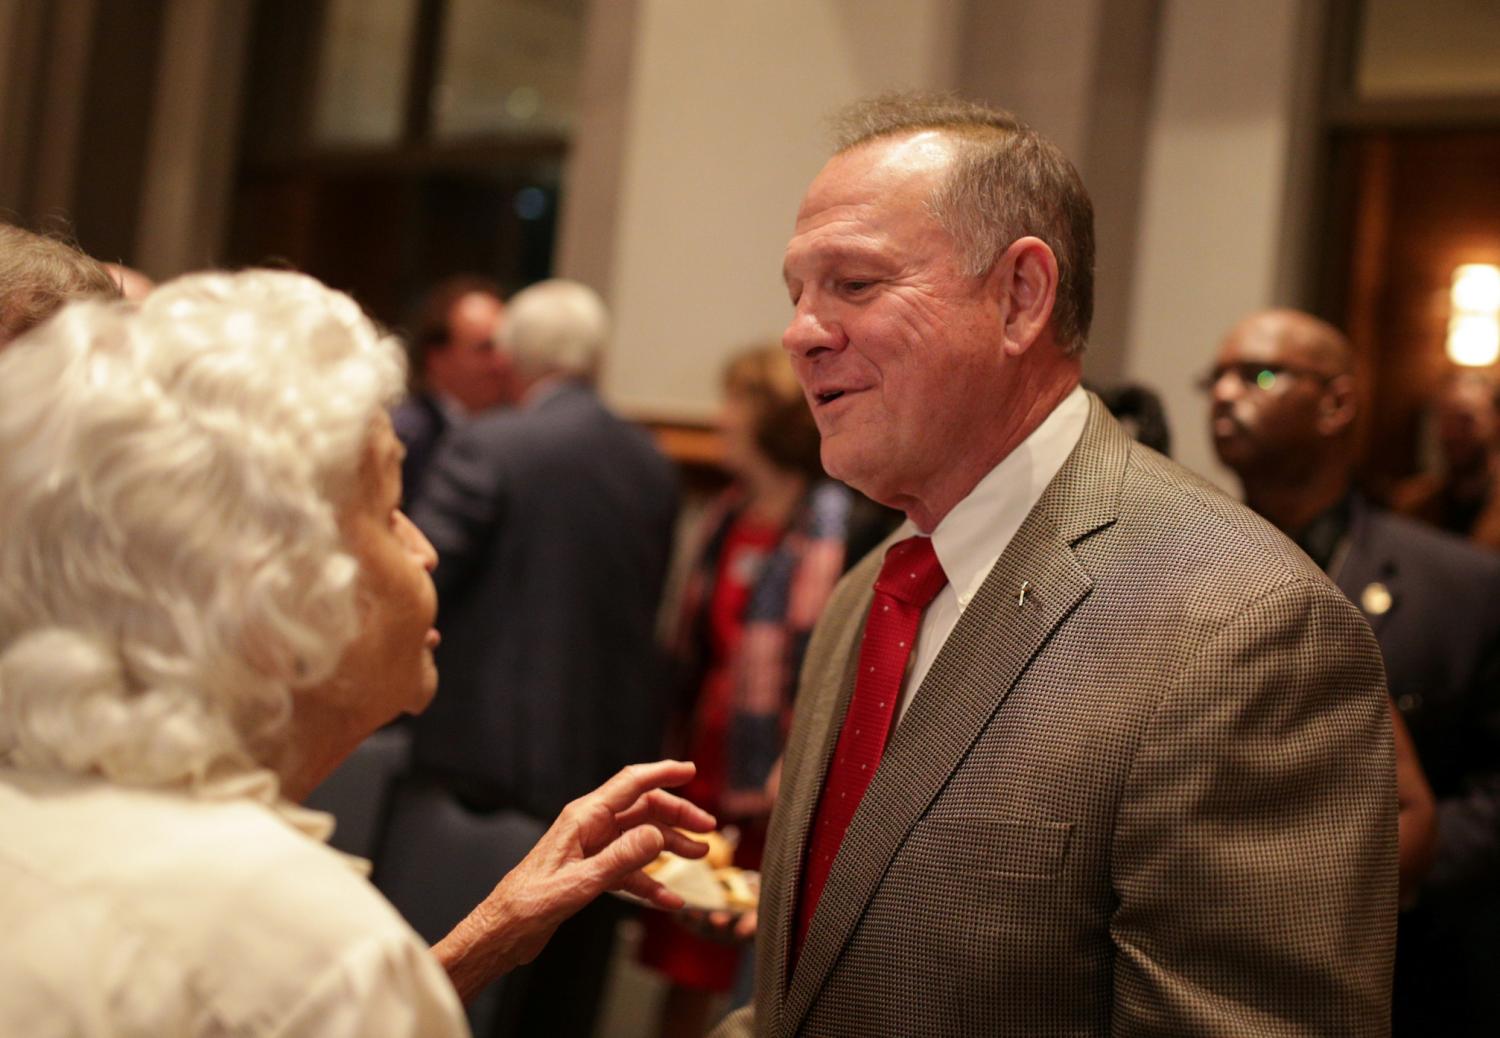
left=907, top=811, right=1073, bottom=882
left=872, top=812, right=1077, bottom=978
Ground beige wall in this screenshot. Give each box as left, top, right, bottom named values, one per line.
left=570, top=0, right=964, bottom=421
left=956, top=0, right=1161, bottom=384
left=1121, top=0, right=1318, bottom=489
left=957, top=0, right=1104, bottom=162
left=566, top=0, right=1321, bottom=503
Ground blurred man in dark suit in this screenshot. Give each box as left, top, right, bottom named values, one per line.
left=392, top=276, right=508, bottom=504
left=1210, top=308, right=1500, bottom=1036
left=410, top=278, right=677, bottom=1038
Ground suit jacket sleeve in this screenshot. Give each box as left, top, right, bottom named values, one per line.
left=409, top=424, right=507, bottom=603
left=1429, top=629, right=1500, bottom=893
left=1109, top=576, right=1397, bottom=1037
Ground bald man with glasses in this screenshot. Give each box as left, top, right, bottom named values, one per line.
left=1209, top=308, right=1500, bottom=1036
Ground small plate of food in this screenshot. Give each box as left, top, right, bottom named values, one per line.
left=622, top=828, right=760, bottom=916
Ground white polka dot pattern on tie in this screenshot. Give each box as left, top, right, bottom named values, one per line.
left=794, top=534, right=947, bottom=955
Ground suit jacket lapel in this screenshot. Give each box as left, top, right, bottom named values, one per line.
left=761, top=574, right=867, bottom=1032
left=779, top=394, right=1127, bottom=1036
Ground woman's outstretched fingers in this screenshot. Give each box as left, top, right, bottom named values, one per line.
left=615, top=788, right=716, bottom=836
left=593, top=760, right=697, bottom=814
left=586, top=823, right=665, bottom=889
left=617, top=869, right=684, bottom=909
left=659, top=826, right=712, bottom=858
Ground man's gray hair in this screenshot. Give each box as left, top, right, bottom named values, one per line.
left=831, top=92, right=1095, bottom=353
left=0, top=223, right=121, bottom=346
left=500, top=278, right=609, bottom=381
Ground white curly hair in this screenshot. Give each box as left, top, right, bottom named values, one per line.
left=0, top=269, right=405, bottom=787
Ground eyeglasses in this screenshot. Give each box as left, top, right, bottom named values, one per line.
left=1196, top=363, right=1332, bottom=394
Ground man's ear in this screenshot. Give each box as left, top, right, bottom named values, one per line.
left=987, top=236, right=1059, bottom=357
left=1317, top=373, right=1358, bottom=437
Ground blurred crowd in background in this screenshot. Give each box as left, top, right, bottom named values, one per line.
left=2, top=217, right=1496, bottom=1036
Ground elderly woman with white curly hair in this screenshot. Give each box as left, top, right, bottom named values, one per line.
left=0, top=269, right=713, bottom=1036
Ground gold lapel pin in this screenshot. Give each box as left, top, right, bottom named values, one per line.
left=1360, top=581, right=1392, bottom=617
left=1017, top=580, right=1031, bottom=608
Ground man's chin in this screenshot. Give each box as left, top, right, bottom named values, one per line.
left=820, top=443, right=877, bottom=495
left=1211, top=449, right=1242, bottom=474
left=1213, top=446, right=1265, bottom=481
left=824, top=454, right=908, bottom=515
left=1211, top=430, right=1249, bottom=463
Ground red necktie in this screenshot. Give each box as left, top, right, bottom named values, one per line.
left=794, top=535, right=948, bottom=957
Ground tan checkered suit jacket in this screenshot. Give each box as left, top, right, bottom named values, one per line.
left=713, top=395, right=1396, bottom=1037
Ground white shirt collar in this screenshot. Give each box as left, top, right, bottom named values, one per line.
left=921, top=384, right=1089, bottom=610
left=213, top=768, right=373, bottom=877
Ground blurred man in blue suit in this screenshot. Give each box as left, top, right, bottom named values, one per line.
left=410, top=278, right=678, bottom=1038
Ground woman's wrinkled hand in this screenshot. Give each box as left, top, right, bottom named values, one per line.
left=432, top=759, right=715, bottom=1002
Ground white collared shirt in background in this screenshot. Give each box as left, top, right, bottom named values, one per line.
left=895, top=384, right=1090, bottom=725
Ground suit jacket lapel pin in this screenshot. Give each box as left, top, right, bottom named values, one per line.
left=1017, top=580, right=1031, bottom=608
left=1360, top=581, right=1392, bottom=616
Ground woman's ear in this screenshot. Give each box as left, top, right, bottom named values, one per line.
left=986, top=236, right=1060, bottom=357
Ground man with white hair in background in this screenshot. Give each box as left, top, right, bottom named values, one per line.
left=409, top=278, right=679, bottom=1038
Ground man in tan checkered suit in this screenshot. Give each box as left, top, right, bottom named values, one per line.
left=710, top=94, right=1395, bottom=1037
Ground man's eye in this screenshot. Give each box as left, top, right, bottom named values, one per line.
left=841, top=280, right=873, bottom=295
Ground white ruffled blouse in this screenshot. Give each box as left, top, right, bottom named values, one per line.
left=0, top=766, right=469, bottom=1036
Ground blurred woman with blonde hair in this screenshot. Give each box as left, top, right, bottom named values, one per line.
left=640, top=344, right=879, bottom=1037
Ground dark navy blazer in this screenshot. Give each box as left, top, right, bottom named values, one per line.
left=409, top=381, right=678, bottom=820
left=1335, top=500, right=1500, bottom=1034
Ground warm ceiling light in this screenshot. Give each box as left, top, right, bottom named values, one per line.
left=1452, top=264, right=1500, bottom=313
left=1448, top=314, right=1500, bottom=367
left=1448, top=263, right=1500, bottom=367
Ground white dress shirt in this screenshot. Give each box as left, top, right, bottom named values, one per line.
left=0, top=767, right=469, bottom=1037
left=895, top=384, right=1089, bottom=725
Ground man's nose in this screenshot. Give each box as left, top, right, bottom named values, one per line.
left=1209, top=369, right=1241, bottom=404
left=782, top=304, right=845, bottom=359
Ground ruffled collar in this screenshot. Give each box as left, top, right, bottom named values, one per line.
left=1, top=764, right=372, bottom=877
left=197, top=767, right=373, bottom=877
